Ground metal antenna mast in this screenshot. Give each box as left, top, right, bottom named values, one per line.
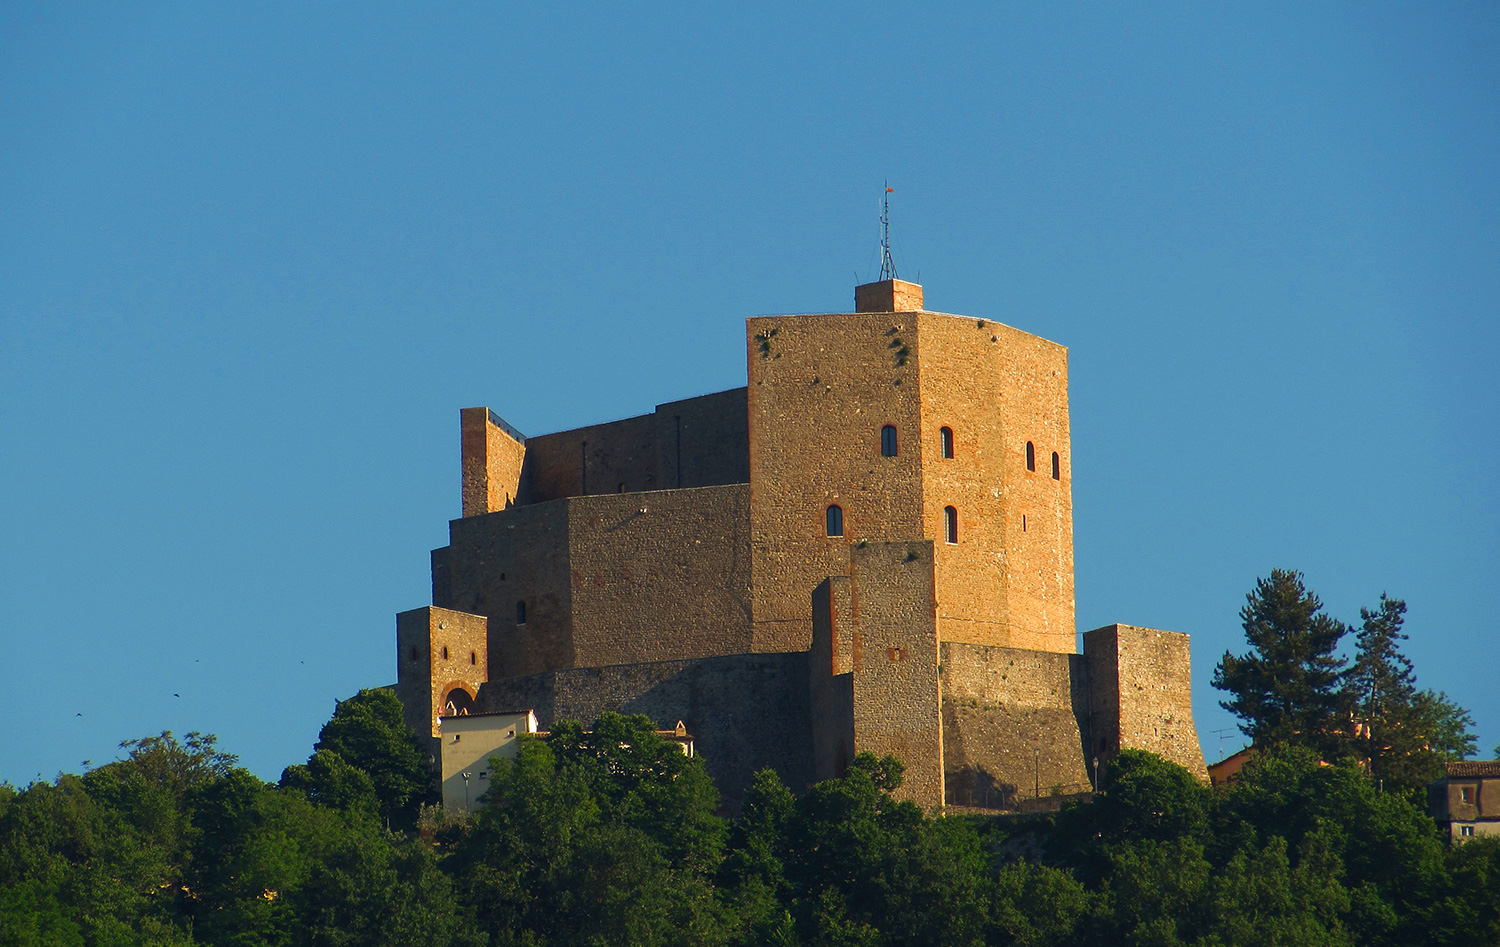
left=878, top=183, right=898, bottom=281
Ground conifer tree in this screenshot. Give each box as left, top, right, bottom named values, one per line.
left=1213, top=570, right=1351, bottom=759
left=1347, top=594, right=1418, bottom=781
left=1345, top=596, right=1477, bottom=791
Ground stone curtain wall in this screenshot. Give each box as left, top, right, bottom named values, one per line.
left=653, top=388, right=749, bottom=490
left=567, top=485, right=753, bottom=666
left=526, top=413, right=659, bottom=502
left=939, top=642, right=1093, bottom=810
left=487, top=387, right=750, bottom=506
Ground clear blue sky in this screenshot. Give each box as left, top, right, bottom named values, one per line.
left=3, top=2, right=1496, bottom=783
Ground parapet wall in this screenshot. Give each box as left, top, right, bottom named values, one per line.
left=475, top=651, right=812, bottom=810
left=461, top=408, right=527, bottom=517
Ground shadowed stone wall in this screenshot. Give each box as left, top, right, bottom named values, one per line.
left=476, top=652, right=812, bottom=810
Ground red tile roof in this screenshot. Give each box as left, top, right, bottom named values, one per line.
left=1444, top=761, right=1500, bottom=778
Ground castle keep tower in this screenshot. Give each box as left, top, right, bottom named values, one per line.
left=745, top=277, right=1074, bottom=656
left=395, top=278, right=1205, bottom=810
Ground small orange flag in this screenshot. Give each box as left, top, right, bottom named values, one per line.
left=886, top=187, right=894, bottom=193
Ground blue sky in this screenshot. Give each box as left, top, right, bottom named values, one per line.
left=2, top=2, right=1496, bottom=782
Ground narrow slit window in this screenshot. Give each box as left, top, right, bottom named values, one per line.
left=470, top=651, right=477, bottom=665
left=1025, top=441, right=1036, bottom=471
left=1051, top=451, right=1061, bottom=480
left=826, top=505, right=844, bottom=537
left=441, top=646, right=448, bottom=660
left=516, top=600, right=527, bottom=625
left=940, top=426, right=954, bottom=459
left=880, top=425, right=898, bottom=457
left=944, top=506, right=958, bottom=544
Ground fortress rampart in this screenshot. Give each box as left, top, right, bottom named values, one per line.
left=396, top=277, right=1205, bottom=810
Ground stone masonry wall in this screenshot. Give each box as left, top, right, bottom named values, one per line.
left=1085, top=624, right=1206, bottom=781
left=566, top=484, right=753, bottom=666
left=916, top=312, right=1013, bottom=649
left=476, top=652, right=812, bottom=811
left=438, top=500, right=575, bottom=679
left=809, top=577, right=855, bottom=786
left=502, top=387, right=750, bottom=506
left=918, top=312, right=1075, bottom=654
left=994, top=323, right=1074, bottom=652
left=939, top=642, right=1092, bottom=810
left=746, top=312, right=928, bottom=655
left=526, top=413, right=658, bottom=502
left=438, top=484, right=754, bottom=678
left=844, top=541, right=945, bottom=809
left=806, top=543, right=945, bottom=809
left=651, top=388, right=749, bottom=490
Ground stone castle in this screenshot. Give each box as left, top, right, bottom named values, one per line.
left=393, top=277, right=1206, bottom=810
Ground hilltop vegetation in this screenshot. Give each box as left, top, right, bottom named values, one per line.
left=2, top=701, right=1497, bottom=947
left=1, top=570, right=1492, bottom=946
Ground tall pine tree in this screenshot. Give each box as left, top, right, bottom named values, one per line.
left=1346, top=594, right=1417, bottom=781
left=1213, top=570, right=1351, bottom=760
left=1345, top=595, right=1477, bottom=791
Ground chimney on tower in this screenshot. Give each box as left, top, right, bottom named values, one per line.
left=855, top=279, right=924, bottom=313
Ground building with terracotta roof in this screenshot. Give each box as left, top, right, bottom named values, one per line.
left=1429, top=761, right=1500, bottom=842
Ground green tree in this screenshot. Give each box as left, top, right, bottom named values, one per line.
left=280, top=747, right=380, bottom=817
left=720, top=768, right=797, bottom=940
left=1213, top=570, right=1351, bottom=759
left=779, top=754, right=988, bottom=947
left=986, top=862, right=1089, bottom=947
left=1347, top=594, right=1418, bottom=779
left=1411, top=689, right=1478, bottom=762
left=452, top=713, right=731, bottom=947
left=1215, top=744, right=1448, bottom=947
left=1081, top=749, right=1211, bottom=845
left=283, top=687, right=433, bottom=829
left=1345, top=595, right=1477, bottom=792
